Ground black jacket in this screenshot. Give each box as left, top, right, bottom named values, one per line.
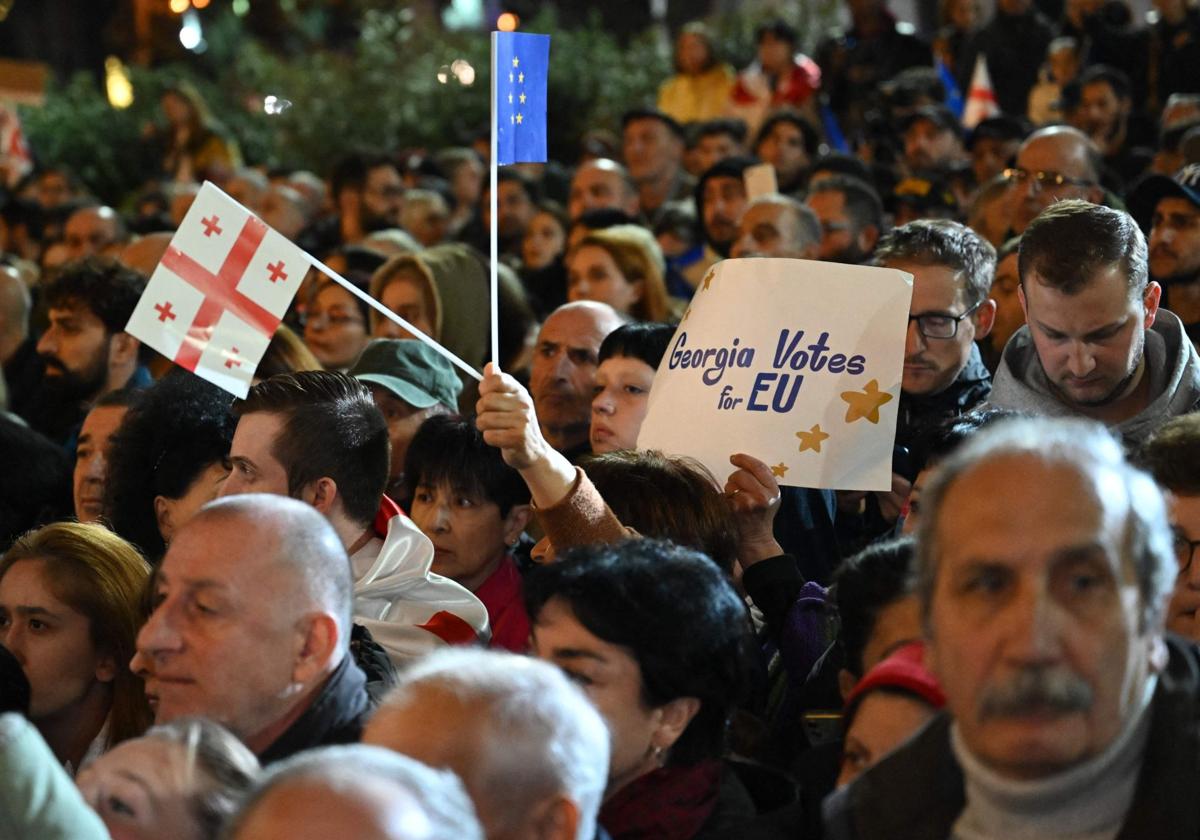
left=823, top=635, right=1200, bottom=839
left=895, top=342, right=992, bottom=452
left=258, top=654, right=373, bottom=766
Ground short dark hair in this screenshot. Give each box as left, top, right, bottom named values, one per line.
left=1138, top=414, right=1200, bottom=495
left=581, top=451, right=740, bottom=574
left=621, top=108, right=686, bottom=142
left=233, top=371, right=388, bottom=526
left=832, top=537, right=915, bottom=677
left=41, top=258, right=146, bottom=334
left=1018, top=200, right=1147, bottom=296
left=105, top=372, right=236, bottom=560
left=754, top=110, right=821, bottom=159
left=755, top=18, right=798, bottom=46
left=694, top=118, right=748, bottom=146
left=910, top=408, right=1023, bottom=475
left=525, top=539, right=754, bottom=766
left=331, top=151, right=398, bottom=199
left=404, top=415, right=530, bottom=517
left=496, top=167, right=540, bottom=204
left=598, top=322, right=675, bottom=369
left=808, top=175, right=884, bottom=235
left=874, top=219, right=997, bottom=306
left=1078, top=64, right=1132, bottom=101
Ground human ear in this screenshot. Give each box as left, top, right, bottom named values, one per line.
left=503, top=504, right=533, bottom=546
left=154, top=495, right=175, bottom=542
left=306, top=477, right=339, bottom=515
left=108, top=333, right=139, bottom=367
left=524, top=794, right=580, bottom=840
left=651, top=696, right=701, bottom=754
left=1143, top=281, right=1162, bottom=328
left=973, top=299, right=997, bottom=339
left=95, top=653, right=117, bottom=684
left=292, top=612, right=339, bottom=685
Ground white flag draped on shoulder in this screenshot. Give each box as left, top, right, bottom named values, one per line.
left=125, top=182, right=311, bottom=398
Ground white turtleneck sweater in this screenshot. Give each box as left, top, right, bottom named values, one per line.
left=950, top=675, right=1157, bottom=840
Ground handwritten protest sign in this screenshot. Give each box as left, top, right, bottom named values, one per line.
left=637, top=258, right=913, bottom=491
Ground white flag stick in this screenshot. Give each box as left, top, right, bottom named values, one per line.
left=489, top=31, right=501, bottom=373
left=310, top=256, right=483, bottom=382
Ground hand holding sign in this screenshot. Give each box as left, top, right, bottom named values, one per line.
left=725, top=453, right=784, bottom=566
left=638, top=258, right=913, bottom=491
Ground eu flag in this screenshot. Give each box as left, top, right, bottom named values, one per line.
left=494, top=31, right=550, bottom=165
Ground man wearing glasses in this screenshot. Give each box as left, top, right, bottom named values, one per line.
left=1139, top=413, right=1200, bottom=643
left=837, top=220, right=995, bottom=540
left=1003, top=125, right=1104, bottom=235
left=990, top=200, right=1200, bottom=444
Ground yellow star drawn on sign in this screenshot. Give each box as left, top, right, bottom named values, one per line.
left=771, top=463, right=789, bottom=478
left=841, top=379, right=893, bottom=424
left=519, top=92, right=527, bottom=104
left=516, top=113, right=524, bottom=125
left=518, top=71, right=525, bottom=83
left=796, top=425, right=829, bottom=453
left=680, top=307, right=691, bottom=322
left=512, top=57, right=519, bottom=67
left=701, top=269, right=716, bottom=291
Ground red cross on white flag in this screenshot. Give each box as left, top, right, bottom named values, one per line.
left=125, top=182, right=312, bottom=397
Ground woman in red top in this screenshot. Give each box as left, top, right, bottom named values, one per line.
left=404, top=415, right=533, bottom=652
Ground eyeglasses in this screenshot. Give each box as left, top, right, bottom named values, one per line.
left=304, top=311, right=364, bottom=330
left=908, top=300, right=983, bottom=339
left=1174, top=530, right=1200, bottom=573
left=1002, top=168, right=1095, bottom=193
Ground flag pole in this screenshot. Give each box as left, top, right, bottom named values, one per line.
left=311, top=257, right=483, bottom=382
left=489, top=30, right=501, bottom=373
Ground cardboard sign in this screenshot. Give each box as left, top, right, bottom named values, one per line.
left=637, top=258, right=913, bottom=491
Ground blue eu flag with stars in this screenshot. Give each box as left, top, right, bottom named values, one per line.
left=495, top=31, right=550, bottom=165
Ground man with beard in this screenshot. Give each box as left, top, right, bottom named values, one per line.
left=299, top=152, right=405, bottom=257
left=695, top=156, right=755, bottom=265
left=826, top=418, right=1200, bottom=839
left=805, top=176, right=884, bottom=265
left=20, top=259, right=149, bottom=447
left=989, top=201, right=1200, bottom=445
left=1129, top=164, right=1200, bottom=343
left=1071, top=65, right=1153, bottom=190
left=529, top=301, right=624, bottom=459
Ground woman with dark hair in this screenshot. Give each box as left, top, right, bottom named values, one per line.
left=520, top=200, right=570, bottom=317
left=404, top=415, right=532, bottom=652
left=103, top=372, right=235, bottom=561
left=526, top=539, right=756, bottom=838
left=0, top=522, right=151, bottom=771
left=591, top=322, right=674, bottom=454
left=78, top=716, right=259, bottom=840
left=753, top=110, right=821, bottom=195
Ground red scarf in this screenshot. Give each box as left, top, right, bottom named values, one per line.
left=599, top=761, right=722, bottom=840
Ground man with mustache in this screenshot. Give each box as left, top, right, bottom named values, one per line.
left=19, top=258, right=150, bottom=447
left=990, top=200, right=1200, bottom=445
left=826, top=418, right=1200, bottom=838
left=1129, top=164, right=1200, bottom=344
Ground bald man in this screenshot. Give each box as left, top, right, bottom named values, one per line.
left=1004, top=125, right=1105, bottom=235
left=568, top=159, right=640, bottom=222
left=132, top=494, right=371, bottom=764
left=63, top=206, right=126, bottom=261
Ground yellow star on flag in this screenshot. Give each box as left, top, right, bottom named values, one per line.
left=841, top=379, right=893, bottom=424
left=518, top=71, right=525, bottom=83
left=770, top=463, right=789, bottom=478
left=509, top=72, right=514, bottom=83
left=508, top=93, right=513, bottom=104
left=796, top=425, right=829, bottom=454
left=512, top=57, right=519, bottom=67
left=516, top=113, right=524, bottom=125
left=519, top=92, right=527, bottom=104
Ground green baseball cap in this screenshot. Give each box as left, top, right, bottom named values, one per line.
left=350, top=339, right=462, bottom=410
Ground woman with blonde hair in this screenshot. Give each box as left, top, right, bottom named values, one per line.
left=369, top=253, right=443, bottom=342
left=0, top=522, right=152, bottom=771
left=567, top=225, right=673, bottom=322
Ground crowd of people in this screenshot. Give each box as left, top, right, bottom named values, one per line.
left=1, top=2, right=1200, bottom=837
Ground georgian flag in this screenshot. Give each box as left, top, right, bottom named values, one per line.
left=125, top=181, right=311, bottom=398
